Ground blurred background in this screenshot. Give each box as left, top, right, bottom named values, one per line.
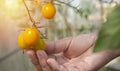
left=0, top=0, right=120, bottom=71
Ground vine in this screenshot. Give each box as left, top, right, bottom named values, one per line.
left=23, top=0, right=37, bottom=27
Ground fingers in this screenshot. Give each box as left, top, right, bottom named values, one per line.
left=47, top=58, right=81, bottom=71
left=26, top=50, right=42, bottom=71
left=37, top=50, right=51, bottom=71
left=47, top=58, right=60, bottom=71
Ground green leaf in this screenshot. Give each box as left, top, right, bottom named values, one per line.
left=94, top=5, right=120, bottom=52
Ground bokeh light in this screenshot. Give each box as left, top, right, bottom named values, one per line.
left=0, top=0, right=26, bottom=19
left=5, top=0, right=20, bottom=9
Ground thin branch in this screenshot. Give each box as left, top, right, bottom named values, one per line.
left=67, top=0, right=74, bottom=4
left=99, top=0, right=104, bottom=22
left=23, top=0, right=36, bottom=27
left=54, top=0, right=82, bottom=15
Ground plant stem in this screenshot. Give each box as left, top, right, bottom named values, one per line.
left=54, top=0, right=82, bottom=15
left=23, top=0, right=36, bottom=27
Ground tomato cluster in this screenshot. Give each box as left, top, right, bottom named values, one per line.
left=18, top=1, right=56, bottom=51
left=18, top=27, right=46, bottom=51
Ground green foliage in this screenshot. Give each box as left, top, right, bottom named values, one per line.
left=99, top=67, right=117, bottom=71
left=94, top=5, right=120, bottom=52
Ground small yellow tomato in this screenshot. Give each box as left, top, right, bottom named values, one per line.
left=18, top=32, right=28, bottom=49
left=33, top=38, right=46, bottom=51
left=24, top=27, right=39, bottom=47
left=41, top=3, right=56, bottom=19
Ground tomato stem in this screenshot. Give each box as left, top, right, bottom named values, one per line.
left=23, top=0, right=37, bottom=27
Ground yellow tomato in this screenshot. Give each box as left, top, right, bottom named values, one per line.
left=41, top=3, right=56, bottom=19
left=18, top=32, right=28, bottom=49
left=34, top=27, right=40, bottom=35
left=33, top=38, right=46, bottom=51
left=24, top=27, right=39, bottom=47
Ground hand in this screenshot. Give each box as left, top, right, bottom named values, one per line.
left=26, top=33, right=120, bottom=71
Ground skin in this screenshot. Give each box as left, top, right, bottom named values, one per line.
left=26, top=33, right=120, bottom=71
